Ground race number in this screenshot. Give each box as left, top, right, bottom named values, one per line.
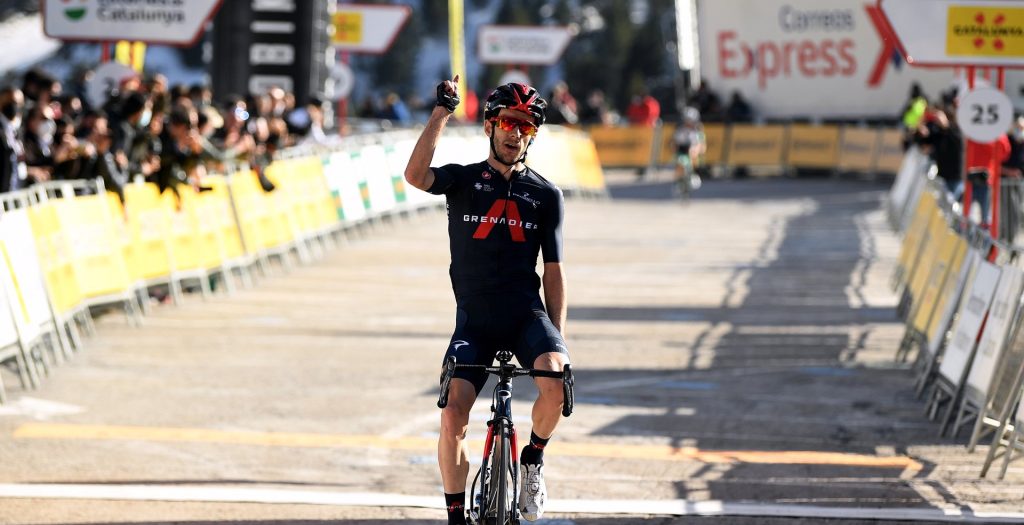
left=956, top=87, right=1013, bottom=144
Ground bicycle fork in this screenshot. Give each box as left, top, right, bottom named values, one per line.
left=470, top=386, right=520, bottom=525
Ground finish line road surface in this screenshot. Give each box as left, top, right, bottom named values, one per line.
left=1, top=172, right=1022, bottom=524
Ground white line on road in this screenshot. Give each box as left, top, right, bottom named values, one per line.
left=0, top=484, right=1022, bottom=523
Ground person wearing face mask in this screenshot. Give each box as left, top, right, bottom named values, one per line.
left=20, top=105, right=56, bottom=186
left=112, top=91, right=159, bottom=180
left=80, top=113, right=129, bottom=203
left=0, top=87, right=27, bottom=193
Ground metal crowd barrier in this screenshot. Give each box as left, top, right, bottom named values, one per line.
left=0, top=127, right=608, bottom=404
left=888, top=148, right=1024, bottom=481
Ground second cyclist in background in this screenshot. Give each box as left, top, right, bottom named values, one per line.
left=673, top=107, right=705, bottom=201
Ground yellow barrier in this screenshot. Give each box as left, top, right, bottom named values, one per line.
left=876, top=129, right=905, bottom=174
left=912, top=227, right=961, bottom=333
left=786, top=125, right=840, bottom=169
left=907, top=211, right=948, bottom=308
left=727, top=125, right=787, bottom=166
left=584, top=123, right=906, bottom=175
left=897, top=191, right=938, bottom=283
left=924, top=236, right=968, bottom=339
left=120, top=184, right=174, bottom=281
left=27, top=204, right=81, bottom=317
left=703, top=124, right=727, bottom=166
left=170, top=189, right=223, bottom=272
left=201, top=177, right=246, bottom=261
left=588, top=126, right=656, bottom=168
left=838, top=128, right=880, bottom=172
left=48, top=195, right=132, bottom=299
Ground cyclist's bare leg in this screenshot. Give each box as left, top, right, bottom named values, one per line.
left=439, top=378, right=477, bottom=493
left=530, top=351, right=570, bottom=438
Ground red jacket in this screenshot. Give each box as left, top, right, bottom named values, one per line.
left=966, top=134, right=1011, bottom=184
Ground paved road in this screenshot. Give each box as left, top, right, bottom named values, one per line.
left=1, top=172, right=1022, bottom=524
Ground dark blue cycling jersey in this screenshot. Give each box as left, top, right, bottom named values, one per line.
left=428, top=161, right=564, bottom=299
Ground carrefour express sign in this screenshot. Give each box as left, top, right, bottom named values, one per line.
left=699, top=0, right=954, bottom=119
left=42, top=0, right=222, bottom=46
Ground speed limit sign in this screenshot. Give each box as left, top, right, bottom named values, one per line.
left=956, top=87, right=1013, bottom=144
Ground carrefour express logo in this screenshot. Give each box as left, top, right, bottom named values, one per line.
left=62, top=0, right=88, bottom=21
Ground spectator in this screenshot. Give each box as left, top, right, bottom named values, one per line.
left=0, top=87, right=26, bottom=192
left=919, top=106, right=963, bottom=194
left=546, top=81, right=579, bottom=125
left=461, top=88, right=479, bottom=122
left=725, top=90, right=753, bottom=123
left=579, top=89, right=612, bottom=126
left=303, top=96, right=329, bottom=146
left=1001, top=115, right=1024, bottom=243
left=21, top=104, right=55, bottom=185
left=688, top=79, right=721, bottom=121
left=156, top=105, right=202, bottom=195
left=902, top=82, right=928, bottom=131
left=626, top=89, right=660, bottom=127
left=50, top=117, right=88, bottom=181
left=378, top=92, right=411, bottom=124
left=80, top=113, right=129, bottom=201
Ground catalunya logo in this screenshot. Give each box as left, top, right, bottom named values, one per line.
left=61, top=0, right=88, bottom=21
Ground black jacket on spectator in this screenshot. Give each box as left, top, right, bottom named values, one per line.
left=156, top=129, right=195, bottom=195
left=0, top=116, right=23, bottom=193
left=83, top=150, right=128, bottom=202
left=924, top=122, right=963, bottom=191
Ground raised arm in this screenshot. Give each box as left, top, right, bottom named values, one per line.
left=404, top=75, right=460, bottom=192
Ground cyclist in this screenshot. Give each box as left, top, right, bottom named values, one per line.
left=672, top=107, right=705, bottom=200
left=404, top=75, right=571, bottom=524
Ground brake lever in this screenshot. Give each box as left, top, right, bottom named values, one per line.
left=437, top=356, right=457, bottom=408
left=561, top=364, right=574, bottom=417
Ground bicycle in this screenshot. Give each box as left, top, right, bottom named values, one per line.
left=437, top=350, right=574, bottom=525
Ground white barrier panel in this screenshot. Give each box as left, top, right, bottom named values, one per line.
left=0, top=251, right=21, bottom=350
left=0, top=210, right=54, bottom=344
left=928, top=248, right=980, bottom=356
left=967, top=265, right=1024, bottom=397
left=939, top=261, right=1002, bottom=383
left=390, top=139, right=436, bottom=207
left=359, top=145, right=398, bottom=216
left=325, top=151, right=367, bottom=224
left=889, top=146, right=925, bottom=219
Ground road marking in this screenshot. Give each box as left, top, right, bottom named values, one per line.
left=0, top=398, right=84, bottom=419
left=13, top=422, right=921, bottom=470
left=0, top=484, right=1020, bottom=523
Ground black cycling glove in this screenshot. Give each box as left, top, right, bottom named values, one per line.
left=436, top=82, right=460, bottom=113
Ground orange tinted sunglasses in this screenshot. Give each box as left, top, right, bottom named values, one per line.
left=491, top=116, right=538, bottom=137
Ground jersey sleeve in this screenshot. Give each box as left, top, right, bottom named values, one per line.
left=427, top=164, right=463, bottom=195
left=541, top=187, right=565, bottom=263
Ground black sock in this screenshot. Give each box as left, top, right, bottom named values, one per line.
left=520, top=431, right=549, bottom=465
left=445, top=492, right=466, bottom=524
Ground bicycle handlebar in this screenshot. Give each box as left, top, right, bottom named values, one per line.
left=437, top=356, right=574, bottom=417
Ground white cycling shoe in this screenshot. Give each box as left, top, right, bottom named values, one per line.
left=518, top=463, right=546, bottom=521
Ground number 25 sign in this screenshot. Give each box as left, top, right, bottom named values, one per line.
left=956, top=87, right=1014, bottom=143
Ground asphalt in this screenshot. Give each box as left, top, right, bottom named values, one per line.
left=0, top=170, right=1022, bottom=524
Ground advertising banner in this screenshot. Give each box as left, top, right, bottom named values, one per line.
left=838, top=127, right=879, bottom=171
left=699, top=0, right=954, bottom=118
left=786, top=124, right=840, bottom=168
left=939, top=260, right=1002, bottom=382
left=726, top=125, right=786, bottom=166
left=967, top=265, right=1024, bottom=396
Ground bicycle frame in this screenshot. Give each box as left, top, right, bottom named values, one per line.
left=437, top=351, right=573, bottom=525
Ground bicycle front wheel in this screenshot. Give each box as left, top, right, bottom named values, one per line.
left=486, top=422, right=513, bottom=525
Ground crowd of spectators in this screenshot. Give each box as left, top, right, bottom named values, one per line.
left=0, top=67, right=331, bottom=203
left=908, top=82, right=1024, bottom=243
